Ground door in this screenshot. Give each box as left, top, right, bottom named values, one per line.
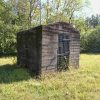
left=57, top=34, right=70, bottom=71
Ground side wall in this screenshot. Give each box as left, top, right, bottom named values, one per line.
left=17, top=26, right=42, bottom=75
left=17, top=32, right=26, bottom=67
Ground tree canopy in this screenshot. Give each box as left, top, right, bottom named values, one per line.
left=0, top=0, right=100, bottom=54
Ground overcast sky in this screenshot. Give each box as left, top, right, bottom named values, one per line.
left=90, top=0, right=100, bottom=15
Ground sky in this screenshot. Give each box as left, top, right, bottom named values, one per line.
left=90, top=0, right=100, bottom=15
left=78, top=0, right=100, bottom=17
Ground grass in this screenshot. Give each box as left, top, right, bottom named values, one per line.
left=0, top=54, right=100, bottom=100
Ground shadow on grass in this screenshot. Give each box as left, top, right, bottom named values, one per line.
left=0, top=64, right=31, bottom=84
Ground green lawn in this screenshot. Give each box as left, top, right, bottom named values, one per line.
left=0, top=54, right=100, bottom=100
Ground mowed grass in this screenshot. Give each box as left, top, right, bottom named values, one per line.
left=0, top=54, right=100, bottom=100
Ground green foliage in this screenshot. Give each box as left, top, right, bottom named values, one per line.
left=43, top=0, right=84, bottom=24
left=0, top=24, right=19, bottom=54
left=0, top=0, right=86, bottom=55
left=86, top=14, right=100, bottom=28
left=0, top=0, right=100, bottom=54
left=75, top=14, right=100, bottom=53
left=0, top=0, right=21, bottom=55
left=81, top=26, right=100, bottom=52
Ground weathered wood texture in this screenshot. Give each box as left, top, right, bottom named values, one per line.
left=17, top=22, right=80, bottom=75
left=17, top=26, right=42, bottom=75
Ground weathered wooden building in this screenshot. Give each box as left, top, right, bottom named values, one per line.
left=17, top=22, right=80, bottom=75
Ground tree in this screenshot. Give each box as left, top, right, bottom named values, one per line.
left=0, top=0, right=18, bottom=54
left=41, top=0, right=84, bottom=24
left=0, top=0, right=92, bottom=54
left=86, top=14, right=100, bottom=28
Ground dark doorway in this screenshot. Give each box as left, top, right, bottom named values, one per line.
left=57, top=34, right=70, bottom=71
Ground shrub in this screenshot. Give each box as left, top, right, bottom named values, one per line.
left=81, top=26, right=100, bottom=52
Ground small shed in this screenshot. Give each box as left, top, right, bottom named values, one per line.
left=17, top=22, right=80, bottom=75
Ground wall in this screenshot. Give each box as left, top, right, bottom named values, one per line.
left=41, top=26, right=58, bottom=73
left=17, top=22, right=80, bottom=75
left=17, top=26, right=42, bottom=75
left=41, top=22, right=80, bottom=72
left=69, top=33, right=80, bottom=68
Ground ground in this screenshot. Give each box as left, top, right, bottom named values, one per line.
left=0, top=54, right=100, bottom=100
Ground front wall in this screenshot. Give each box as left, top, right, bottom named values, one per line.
left=42, top=24, right=80, bottom=72
left=41, top=30, right=58, bottom=73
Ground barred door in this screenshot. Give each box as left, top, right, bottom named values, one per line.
left=57, top=34, right=70, bottom=71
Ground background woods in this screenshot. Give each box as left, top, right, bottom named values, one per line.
left=0, top=0, right=100, bottom=55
